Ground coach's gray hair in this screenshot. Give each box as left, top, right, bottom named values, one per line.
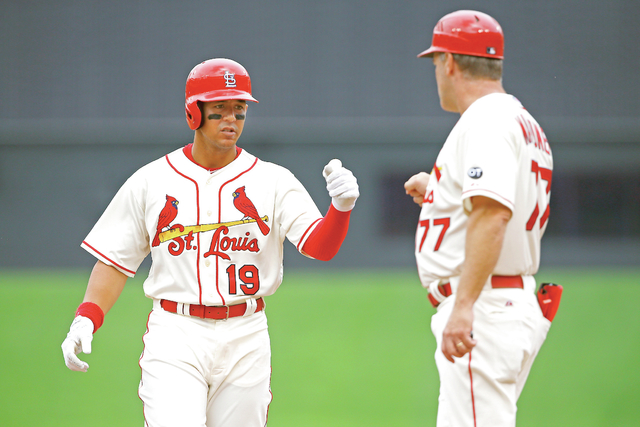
left=436, top=52, right=503, bottom=81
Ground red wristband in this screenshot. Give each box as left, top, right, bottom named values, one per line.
left=76, top=302, right=105, bottom=333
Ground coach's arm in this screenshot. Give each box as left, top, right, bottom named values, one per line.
left=441, top=196, right=512, bottom=363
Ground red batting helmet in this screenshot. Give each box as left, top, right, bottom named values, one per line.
left=417, top=10, right=504, bottom=59
left=185, top=58, right=258, bottom=130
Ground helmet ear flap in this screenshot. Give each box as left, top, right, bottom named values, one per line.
left=185, top=101, right=202, bottom=130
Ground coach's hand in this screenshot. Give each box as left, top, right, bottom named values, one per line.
left=404, top=172, right=430, bottom=207
left=442, top=305, right=477, bottom=363
left=61, top=316, right=94, bottom=372
left=323, top=159, right=360, bottom=211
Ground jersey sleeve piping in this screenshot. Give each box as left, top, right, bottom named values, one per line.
left=81, top=241, right=137, bottom=277
left=296, top=217, right=323, bottom=254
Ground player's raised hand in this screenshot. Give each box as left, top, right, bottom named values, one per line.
left=323, top=159, right=360, bottom=212
left=404, top=172, right=430, bottom=207
left=61, top=316, right=94, bottom=372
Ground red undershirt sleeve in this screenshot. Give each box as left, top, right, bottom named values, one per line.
left=301, top=203, right=352, bottom=261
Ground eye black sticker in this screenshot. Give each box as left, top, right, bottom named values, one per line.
left=468, top=167, right=483, bottom=179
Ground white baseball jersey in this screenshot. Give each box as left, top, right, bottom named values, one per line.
left=82, top=146, right=323, bottom=306
left=415, top=93, right=553, bottom=287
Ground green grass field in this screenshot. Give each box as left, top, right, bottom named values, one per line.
left=1, top=267, right=639, bottom=426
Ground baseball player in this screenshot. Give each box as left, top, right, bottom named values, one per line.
left=61, top=58, right=360, bottom=427
left=405, top=11, right=559, bottom=426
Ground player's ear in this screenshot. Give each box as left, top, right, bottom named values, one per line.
left=445, top=53, right=456, bottom=75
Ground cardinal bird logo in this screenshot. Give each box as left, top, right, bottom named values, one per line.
left=232, top=186, right=270, bottom=236
left=152, top=195, right=179, bottom=247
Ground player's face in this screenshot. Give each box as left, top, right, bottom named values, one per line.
left=198, top=100, right=248, bottom=150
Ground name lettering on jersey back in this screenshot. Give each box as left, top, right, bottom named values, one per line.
left=516, top=114, right=550, bottom=155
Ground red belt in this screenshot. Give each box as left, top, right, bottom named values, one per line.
left=428, top=276, right=523, bottom=308
left=161, top=298, right=265, bottom=319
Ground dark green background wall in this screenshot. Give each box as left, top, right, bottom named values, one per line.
left=1, top=0, right=638, bottom=269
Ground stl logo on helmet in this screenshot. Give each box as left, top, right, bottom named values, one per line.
left=223, top=71, right=237, bottom=88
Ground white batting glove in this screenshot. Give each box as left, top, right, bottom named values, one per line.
left=61, top=316, right=94, bottom=372
left=323, top=159, right=360, bottom=212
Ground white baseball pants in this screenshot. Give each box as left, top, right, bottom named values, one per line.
left=139, top=306, right=272, bottom=427
left=431, top=288, right=551, bottom=427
